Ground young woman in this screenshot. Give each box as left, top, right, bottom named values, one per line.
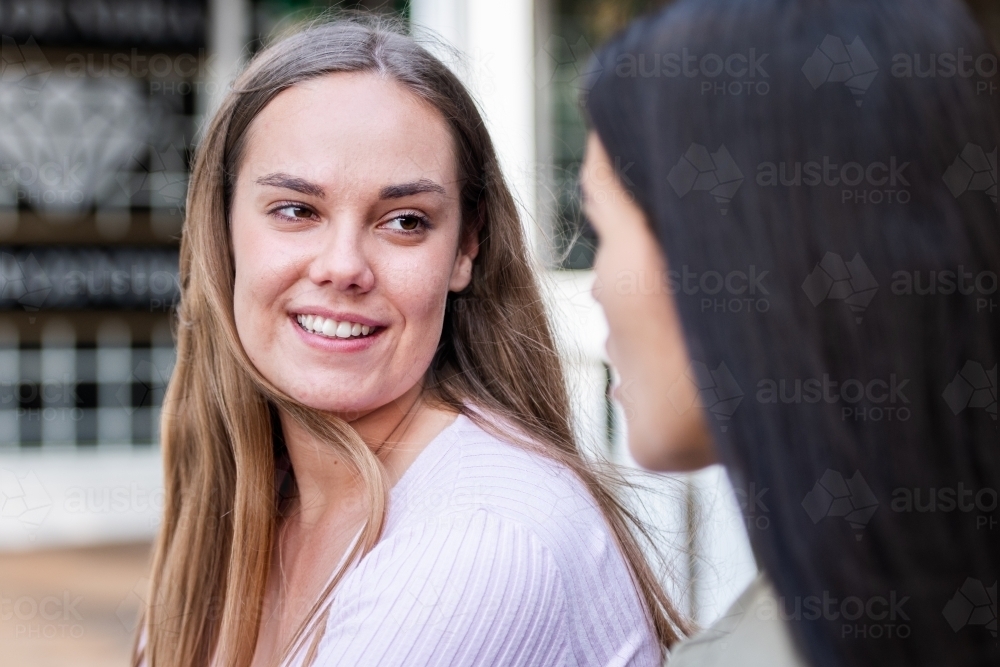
left=133, top=17, right=689, bottom=667
left=580, top=0, right=998, bottom=666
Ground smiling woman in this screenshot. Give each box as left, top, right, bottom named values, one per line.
left=230, top=71, right=474, bottom=419
left=132, top=16, right=688, bottom=667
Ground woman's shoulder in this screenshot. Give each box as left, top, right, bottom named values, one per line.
left=338, top=409, right=660, bottom=666
left=389, top=410, right=610, bottom=558
left=315, top=506, right=571, bottom=666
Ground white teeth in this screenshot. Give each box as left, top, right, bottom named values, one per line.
left=295, top=314, right=377, bottom=339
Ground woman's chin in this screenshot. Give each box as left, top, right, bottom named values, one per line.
left=627, top=427, right=713, bottom=473
left=276, top=383, right=385, bottom=419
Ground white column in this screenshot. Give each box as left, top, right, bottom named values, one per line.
left=410, top=0, right=540, bottom=262
left=201, top=0, right=252, bottom=126
left=410, top=0, right=467, bottom=54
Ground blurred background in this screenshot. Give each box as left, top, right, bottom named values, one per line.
left=0, top=1, right=996, bottom=665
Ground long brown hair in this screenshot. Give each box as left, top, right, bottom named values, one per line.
left=136, top=15, right=689, bottom=667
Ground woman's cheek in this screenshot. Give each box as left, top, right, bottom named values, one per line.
left=382, top=247, right=453, bottom=313
left=397, top=282, right=449, bottom=343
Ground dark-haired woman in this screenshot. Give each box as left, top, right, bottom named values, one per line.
left=580, top=1, right=999, bottom=666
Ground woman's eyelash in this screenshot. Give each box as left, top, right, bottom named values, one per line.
left=382, top=211, right=432, bottom=233
left=266, top=204, right=431, bottom=233
left=268, top=203, right=316, bottom=220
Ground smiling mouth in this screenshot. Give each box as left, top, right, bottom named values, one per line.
left=295, top=314, right=379, bottom=339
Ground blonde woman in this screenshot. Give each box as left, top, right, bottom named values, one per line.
left=134, top=18, right=688, bottom=667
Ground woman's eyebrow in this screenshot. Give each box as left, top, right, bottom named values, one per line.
left=254, top=174, right=446, bottom=200
left=379, top=178, right=447, bottom=199
left=255, top=172, right=326, bottom=197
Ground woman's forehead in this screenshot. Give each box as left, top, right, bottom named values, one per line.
left=240, top=72, right=460, bottom=197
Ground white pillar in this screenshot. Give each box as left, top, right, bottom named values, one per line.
left=201, top=0, right=252, bottom=126
left=411, top=0, right=540, bottom=262
left=410, top=0, right=468, bottom=54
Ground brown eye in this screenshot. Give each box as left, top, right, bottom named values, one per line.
left=275, top=205, right=313, bottom=219
left=384, top=214, right=427, bottom=232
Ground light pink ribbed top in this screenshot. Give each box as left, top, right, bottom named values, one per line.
left=142, top=412, right=661, bottom=667
left=140, top=416, right=662, bottom=667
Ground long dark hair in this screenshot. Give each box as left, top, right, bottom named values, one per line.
left=585, top=1, right=998, bottom=665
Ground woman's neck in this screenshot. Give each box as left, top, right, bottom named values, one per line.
left=277, top=382, right=455, bottom=528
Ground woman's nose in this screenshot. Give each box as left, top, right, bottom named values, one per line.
left=306, top=222, right=376, bottom=293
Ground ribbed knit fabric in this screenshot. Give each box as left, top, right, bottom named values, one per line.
left=140, top=412, right=660, bottom=667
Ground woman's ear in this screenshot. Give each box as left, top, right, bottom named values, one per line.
left=449, top=231, right=479, bottom=292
